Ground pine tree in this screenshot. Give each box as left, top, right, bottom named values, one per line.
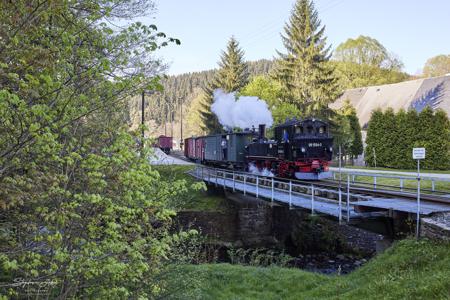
left=200, top=37, right=249, bottom=133
left=272, top=0, right=341, bottom=119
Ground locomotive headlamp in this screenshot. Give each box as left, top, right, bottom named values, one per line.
left=329, top=147, right=333, bottom=152
left=301, top=147, right=306, bottom=153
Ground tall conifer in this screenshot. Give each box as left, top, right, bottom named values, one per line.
left=365, top=109, right=383, bottom=167
left=200, top=37, right=248, bottom=133
left=272, top=0, right=341, bottom=118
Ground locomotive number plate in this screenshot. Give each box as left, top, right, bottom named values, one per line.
left=308, top=143, right=322, bottom=147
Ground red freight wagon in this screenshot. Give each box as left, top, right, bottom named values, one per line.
left=184, top=137, right=196, bottom=159
left=195, top=137, right=205, bottom=161
left=184, top=138, right=190, bottom=158
left=157, top=135, right=172, bottom=154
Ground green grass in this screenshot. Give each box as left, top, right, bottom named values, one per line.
left=334, top=174, right=450, bottom=193
left=177, top=239, right=450, bottom=299
left=340, top=165, right=450, bottom=175
left=153, top=165, right=230, bottom=212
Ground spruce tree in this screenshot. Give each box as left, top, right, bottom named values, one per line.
left=272, top=0, right=341, bottom=119
left=200, top=37, right=249, bottom=133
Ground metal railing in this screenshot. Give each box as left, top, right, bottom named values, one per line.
left=191, top=165, right=354, bottom=223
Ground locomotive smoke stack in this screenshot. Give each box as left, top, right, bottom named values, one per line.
left=258, top=124, right=266, bottom=140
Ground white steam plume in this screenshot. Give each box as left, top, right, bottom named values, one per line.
left=248, top=162, right=274, bottom=177
left=211, top=89, right=273, bottom=129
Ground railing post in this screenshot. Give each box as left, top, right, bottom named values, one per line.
left=373, top=176, right=377, bottom=190
left=289, top=180, right=292, bottom=209
left=256, top=176, right=259, bottom=198
left=201, top=167, right=203, bottom=180
left=233, top=172, right=235, bottom=192
left=215, top=169, right=218, bottom=187
left=311, top=184, right=315, bottom=215
left=352, top=175, right=355, bottom=183
left=400, top=178, right=403, bottom=192
left=271, top=177, right=274, bottom=205
left=333, top=172, right=336, bottom=180
left=223, top=171, right=226, bottom=190
left=338, top=187, right=342, bottom=224
left=431, top=180, right=435, bottom=192
left=244, top=175, right=246, bottom=195
left=347, top=175, right=350, bottom=222
left=208, top=168, right=211, bottom=183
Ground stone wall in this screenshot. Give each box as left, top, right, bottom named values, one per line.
left=175, top=211, right=237, bottom=243
left=237, top=204, right=274, bottom=246
left=272, top=207, right=384, bottom=255
left=421, top=213, right=450, bottom=241
left=175, top=191, right=386, bottom=254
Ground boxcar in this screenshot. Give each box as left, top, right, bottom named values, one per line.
left=184, top=137, right=196, bottom=159
left=204, top=135, right=223, bottom=162
left=158, top=135, right=172, bottom=154
left=195, top=137, right=205, bottom=162
left=226, top=132, right=254, bottom=164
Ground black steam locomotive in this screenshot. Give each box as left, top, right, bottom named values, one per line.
left=184, top=118, right=333, bottom=180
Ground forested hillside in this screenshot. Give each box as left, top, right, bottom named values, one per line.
left=128, top=59, right=274, bottom=142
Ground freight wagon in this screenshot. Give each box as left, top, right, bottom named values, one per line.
left=156, top=135, right=173, bottom=154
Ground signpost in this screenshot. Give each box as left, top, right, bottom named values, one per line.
left=413, top=147, right=425, bottom=239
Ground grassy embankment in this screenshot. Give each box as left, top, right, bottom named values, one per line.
left=181, top=239, right=450, bottom=299
left=154, top=165, right=229, bottom=211
left=342, top=165, right=450, bottom=175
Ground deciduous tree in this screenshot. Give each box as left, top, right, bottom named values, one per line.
left=423, top=54, right=450, bottom=77
left=0, top=1, right=202, bottom=298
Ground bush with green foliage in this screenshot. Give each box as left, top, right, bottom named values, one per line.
left=365, top=107, right=450, bottom=169
left=0, top=1, right=204, bottom=298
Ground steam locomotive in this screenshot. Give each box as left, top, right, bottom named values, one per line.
left=184, top=118, right=333, bottom=180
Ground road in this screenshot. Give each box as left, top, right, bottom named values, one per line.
left=149, top=148, right=193, bottom=165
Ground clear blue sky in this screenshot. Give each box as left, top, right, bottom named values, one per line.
left=149, top=0, right=450, bottom=75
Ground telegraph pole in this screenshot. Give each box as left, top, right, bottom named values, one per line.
left=171, top=109, right=174, bottom=138
left=164, top=103, right=167, bottom=136
left=141, top=90, right=145, bottom=150
left=141, top=90, right=155, bottom=152
left=179, top=97, right=183, bottom=150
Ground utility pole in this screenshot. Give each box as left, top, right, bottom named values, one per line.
left=338, top=145, right=342, bottom=224
left=179, top=97, right=183, bottom=150
left=141, top=90, right=155, bottom=152
left=141, top=90, right=145, bottom=150
left=171, top=109, right=174, bottom=138
left=164, top=103, right=167, bottom=136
